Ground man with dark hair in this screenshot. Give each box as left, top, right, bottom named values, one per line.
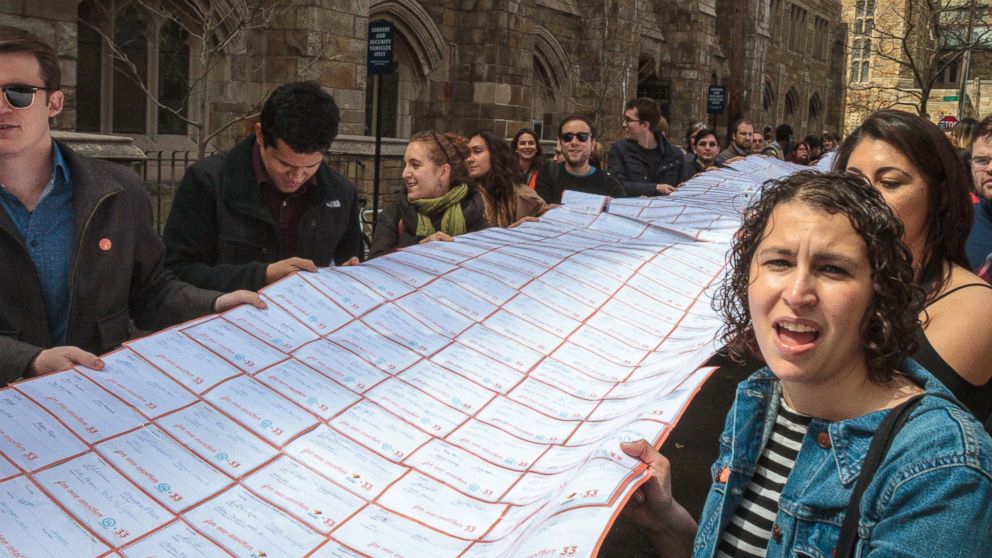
left=536, top=114, right=625, bottom=204
left=0, top=26, right=259, bottom=382
left=607, top=98, right=687, bottom=196
left=686, top=128, right=720, bottom=179
left=163, top=81, right=362, bottom=292
left=762, top=123, right=792, bottom=160
left=715, top=118, right=753, bottom=166
left=966, top=115, right=992, bottom=270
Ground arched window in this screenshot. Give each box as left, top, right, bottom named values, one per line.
left=113, top=6, right=148, bottom=134
left=762, top=80, right=776, bottom=112
left=77, top=1, right=103, bottom=132
left=158, top=20, right=189, bottom=135
left=784, top=87, right=799, bottom=122
left=861, top=61, right=870, bottom=81
left=807, top=93, right=823, bottom=133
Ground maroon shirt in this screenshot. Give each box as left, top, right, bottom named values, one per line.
left=251, top=142, right=316, bottom=257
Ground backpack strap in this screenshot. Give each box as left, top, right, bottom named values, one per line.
left=834, top=392, right=961, bottom=557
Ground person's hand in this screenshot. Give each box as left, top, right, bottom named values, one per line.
left=620, top=440, right=676, bottom=530
left=509, top=216, right=538, bottom=228
left=655, top=183, right=676, bottom=196
left=214, top=290, right=267, bottom=313
left=620, top=440, right=697, bottom=558
left=420, top=231, right=453, bottom=243
left=28, top=346, right=103, bottom=377
left=264, top=257, right=316, bottom=284
left=338, top=256, right=360, bottom=266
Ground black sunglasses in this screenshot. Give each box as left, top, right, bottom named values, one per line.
left=560, top=132, right=591, bottom=143
left=2, top=85, right=50, bottom=109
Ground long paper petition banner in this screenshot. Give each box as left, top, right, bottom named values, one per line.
left=0, top=157, right=799, bottom=557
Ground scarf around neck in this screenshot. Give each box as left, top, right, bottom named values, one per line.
left=411, top=183, right=469, bottom=237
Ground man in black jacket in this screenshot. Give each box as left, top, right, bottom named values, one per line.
left=163, top=81, right=362, bottom=292
left=536, top=115, right=626, bottom=204
left=0, top=26, right=260, bottom=382
left=607, top=98, right=688, bottom=196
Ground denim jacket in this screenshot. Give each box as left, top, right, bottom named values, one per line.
left=693, top=360, right=992, bottom=557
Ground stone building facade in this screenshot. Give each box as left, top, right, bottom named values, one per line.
left=841, top=0, right=992, bottom=133
left=2, top=0, right=847, bottom=187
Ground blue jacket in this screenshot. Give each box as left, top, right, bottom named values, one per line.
left=966, top=198, right=992, bottom=271
left=693, top=360, right=992, bottom=557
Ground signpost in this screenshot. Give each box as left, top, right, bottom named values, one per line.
left=707, top=86, right=726, bottom=114
left=938, top=115, right=959, bottom=130
left=367, top=20, right=394, bottom=235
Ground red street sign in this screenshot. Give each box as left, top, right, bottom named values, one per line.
left=938, top=115, right=959, bottom=129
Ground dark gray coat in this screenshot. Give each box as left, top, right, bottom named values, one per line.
left=0, top=143, right=219, bottom=383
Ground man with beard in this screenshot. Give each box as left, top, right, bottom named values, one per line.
left=607, top=98, right=688, bottom=196
left=535, top=115, right=625, bottom=204
left=966, top=115, right=992, bottom=271
left=715, top=119, right=753, bottom=166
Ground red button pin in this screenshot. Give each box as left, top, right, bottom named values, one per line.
left=99, top=238, right=112, bottom=251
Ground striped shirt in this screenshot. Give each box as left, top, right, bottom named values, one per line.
left=716, top=402, right=812, bottom=557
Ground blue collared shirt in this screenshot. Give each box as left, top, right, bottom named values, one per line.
left=0, top=141, right=73, bottom=345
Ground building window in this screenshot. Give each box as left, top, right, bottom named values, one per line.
left=637, top=74, right=672, bottom=123
left=158, top=21, right=189, bottom=135
left=861, top=61, right=870, bottom=81
left=364, top=62, right=399, bottom=138
left=112, top=6, right=148, bottom=134
left=76, top=1, right=103, bottom=132
left=76, top=0, right=195, bottom=137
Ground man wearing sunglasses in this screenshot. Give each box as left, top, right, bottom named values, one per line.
left=162, top=81, right=362, bottom=292
left=0, top=26, right=261, bottom=384
left=535, top=115, right=625, bottom=204
left=607, top=98, right=688, bottom=196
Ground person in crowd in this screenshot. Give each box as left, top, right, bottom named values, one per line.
left=762, top=123, right=792, bottom=160
left=953, top=117, right=980, bottom=169
left=762, top=124, right=774, bottom=143
left=369, top=131, right=486, bottom=258
left=789, top=139, right=812, bottom=165
left=683, top=121, right=707, bottom=153
left=750, top=130, right=766, bottom=155
left=835, top=109, right=992, bottom=420
left=621, top=171, right=992, bottom=557
left=511, top=128, right=543, bottom=190
left=802, top=134, right=823, bottom=164
left=657, top=115, right=670, bottom=138
left=536, top=115, right=625, bottom=204
left=552, top=139, right=565, bottom=163
left=966, top=116, right=992, bottom=270
left=162, top=81, right=362, bottom=292
left=607, top=98, right=688, bottom=197
left=715, top=119, right=753, bottom=166
left=821, top=130, right=839, bottom=153
left=685, top=128, right=720, bottom=179
left=465, top=129, right=547, bottom=227
left=0, top=26, right=261, bottom=383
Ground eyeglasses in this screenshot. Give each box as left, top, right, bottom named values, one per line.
left=622, top=117, right=642, bottom=125
left=1, top=85, right=49, bottom=110
left=560, top=132, right=591, bottom=143
left=972, top=156, right=991, bottom=170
